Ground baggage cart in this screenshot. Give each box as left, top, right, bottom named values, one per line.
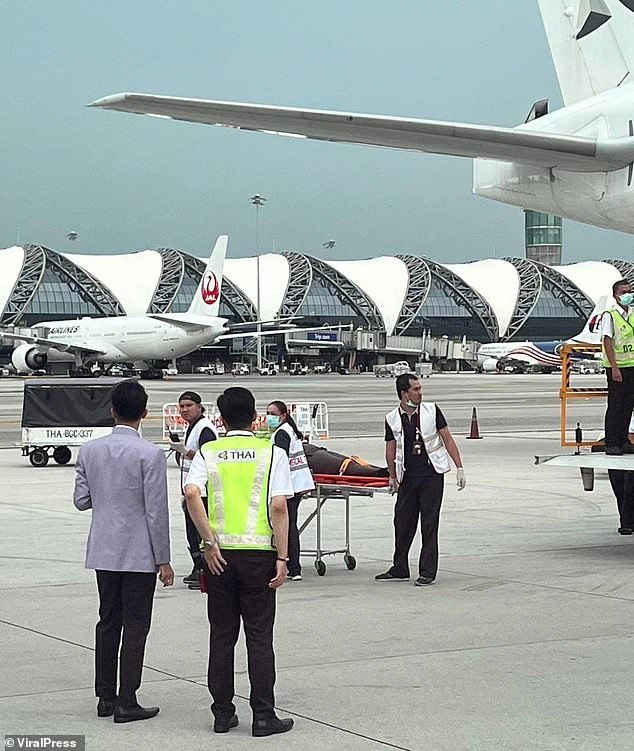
left=21, top=377, right=126, bottom=467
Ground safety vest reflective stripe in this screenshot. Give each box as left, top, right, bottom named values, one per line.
left=602, top=309, right=634, bottom=367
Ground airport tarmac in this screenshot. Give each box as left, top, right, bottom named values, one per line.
left=2, top=373, right=633, bottom=750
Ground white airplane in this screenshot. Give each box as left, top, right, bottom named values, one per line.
left=476, top=296, right=608, bottom=372
left=90, top=1, right=634, bottom=235
left=2, top=236, right=290, bottom=376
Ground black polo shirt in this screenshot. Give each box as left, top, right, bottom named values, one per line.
left=384, top=406, right=447, bottom=478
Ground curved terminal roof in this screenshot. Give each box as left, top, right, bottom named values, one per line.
left=0, top=243, right=629, bottom=342
left=0, top=247, right=26, bottom=315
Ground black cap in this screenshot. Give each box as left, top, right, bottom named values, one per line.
left=178, top=391, right=202, bottom=404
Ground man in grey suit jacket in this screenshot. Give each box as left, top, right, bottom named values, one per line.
left=74, top=380, right=174, bottom=724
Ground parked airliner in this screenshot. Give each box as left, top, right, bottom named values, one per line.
left=476, top=296, right=607, bottom=372
left=2, top=236, right=286, bottom=376
left=91, top=1, right=634, bottom=235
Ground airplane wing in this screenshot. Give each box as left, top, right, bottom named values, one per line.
left=89, top=93, right=634, bottom=172
left=0, top=330, right=105, bottom=356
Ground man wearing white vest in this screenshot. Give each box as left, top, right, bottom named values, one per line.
left=185, top=387, right=295, bottom=738
left=170, top=390, right=218, bottom=588
left=601, top=279, right=634, bottom=456
left=376, top=373, right=465, bottom=586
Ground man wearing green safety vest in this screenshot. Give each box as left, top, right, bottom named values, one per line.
left=602, top=279, right=634, bottom=455
left=185, top=387, right=295, bottom=738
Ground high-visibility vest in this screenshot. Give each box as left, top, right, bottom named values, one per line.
left=201, top=435, right=275, bottom=550
left=385, top=403, right=451, bottom=482
left=602, top=308, right=634, bottom=368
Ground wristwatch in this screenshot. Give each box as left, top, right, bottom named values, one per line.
left=276, top=556, right=289, bottom=563
left=200, top=539, right=218, bottom=552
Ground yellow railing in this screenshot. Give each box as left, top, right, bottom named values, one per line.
left=559, top=343, right=605, bottom=447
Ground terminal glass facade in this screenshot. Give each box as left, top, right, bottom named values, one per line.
left=514, top=282, right=580, bottom=340
left=295, top=277, right=366, bottom=328
left=404, top=278, right=489, bottom=340
left=21, top=267, right=102, bottom=324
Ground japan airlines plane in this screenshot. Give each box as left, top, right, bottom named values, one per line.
left=90, top=1, right=634, bottom=235
left=3, top=236, right=284, bottom=375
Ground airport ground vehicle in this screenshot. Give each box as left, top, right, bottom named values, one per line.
left=259, top=362, right=278, bottom=376
left=231, top=362, right=250, bottom=376
left=20, top=378, right=123, bottom=467
left=289, top=362, right=308, bottom=376
left=196, top=362, right=225, bottom=375
left=374, top=361, right=412, bottom=378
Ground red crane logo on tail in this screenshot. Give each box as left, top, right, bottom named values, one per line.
left=201, top=271, right=220, bottom=305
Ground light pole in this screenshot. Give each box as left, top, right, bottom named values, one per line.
left=251, top=193, right=267, bottom=371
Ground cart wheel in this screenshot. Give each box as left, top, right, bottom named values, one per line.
left=315, top=560, right=326, bottom=576
left=53, top=446, right=72, bottom=465
left=344, top=554, right=357, bottom=571
left=29, top=449, right=49, bottom=467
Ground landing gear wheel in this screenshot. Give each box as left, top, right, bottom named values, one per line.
left=344, top=554, right=356, bottom=570
left=53, top=446, right=72, bottom=465
left=30, top=449, right=49, bottom=467
left=315, top=560, right=326, bottom=576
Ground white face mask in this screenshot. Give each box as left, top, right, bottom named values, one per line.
left=406, top=399, right=418, bottom=409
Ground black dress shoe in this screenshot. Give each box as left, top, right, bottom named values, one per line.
left=114, top=704, right=160, bottom=723
left=97, top=698, right=116, bottom=717
left=618, top=527, right=633, bottom=535
left=214, top=714, right=238, bottom=733
left=623, top=443, right=634, bottom=454
left=252, top=716, right=294, bottom=737
left=605, top=445, right=624, bottom=456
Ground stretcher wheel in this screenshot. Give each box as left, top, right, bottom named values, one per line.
left=315, top=560, right=326, bottom=576
left=29, top=449, right=49, bottom=467
left=53, top=446, right=72, bottom=465
left=344, top=554, right=356, bottom=570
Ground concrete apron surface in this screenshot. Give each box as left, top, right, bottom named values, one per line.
left=1, top=433, right=633, bottom=750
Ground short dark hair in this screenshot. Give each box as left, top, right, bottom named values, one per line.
left=111, top=380, right=147, bottom=421
left=395, top=373, right=418, bottom=399
left=217, top=387, right=255, bottom=430
left=613, top=279, right=630, bottom=296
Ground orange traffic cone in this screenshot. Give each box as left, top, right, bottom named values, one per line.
left=466, top=407, right=482, bottom=439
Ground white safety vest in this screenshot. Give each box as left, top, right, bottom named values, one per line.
left=181, top=415, right=218, bottom=493
left=385, top=402, right=451, bottom=481
left=272, top=422, right=315, bottom=495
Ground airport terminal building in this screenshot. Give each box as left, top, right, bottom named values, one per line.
left=0, top=243, right=630, bottom=369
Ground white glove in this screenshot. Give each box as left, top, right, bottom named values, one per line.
left=456, top=467, right=466, bottom=491
left=388, top=476, right=400, bottom=495
left=170, top=440, right=188, bottom=456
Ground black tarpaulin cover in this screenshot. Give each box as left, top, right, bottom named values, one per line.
left=21, top=378, right=125, bottom=428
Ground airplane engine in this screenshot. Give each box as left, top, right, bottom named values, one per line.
left=480, top=358, right=499, bottom=373
left=11, top=344, right=48, bottom=373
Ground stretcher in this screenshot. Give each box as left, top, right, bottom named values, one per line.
left=299, top=474, right=390, bottom=576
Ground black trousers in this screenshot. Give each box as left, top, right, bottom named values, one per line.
left=608, top=469, right=634, bottom=528
left=287, top=494, right=301, bottom=576
left=95, top=570, right=156, bottom=706
left=388, top=472, right=444, bottom=579
left=604, top=367, right=634, bottom=447
left=204, top=550, right=277, bottom=721
left=183, top=496, right=208, bottom=569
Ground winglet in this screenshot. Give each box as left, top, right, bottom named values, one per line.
left=572, top=295, right=608, bottom=344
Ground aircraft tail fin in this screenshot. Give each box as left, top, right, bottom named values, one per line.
left=537, top=0, right=633, bottom=105
left=572, top=295, right=608, bottom=344
left=187, top=235, right=227, bottom=317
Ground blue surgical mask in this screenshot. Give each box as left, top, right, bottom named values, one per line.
left=406, top=400, right=418, bottom=409
left=619, top=292, right=634, bottom=307
left=266, top=415, right=281, bottom=430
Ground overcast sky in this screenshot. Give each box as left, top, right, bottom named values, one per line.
left=3, top=0, right=634, bottom=263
